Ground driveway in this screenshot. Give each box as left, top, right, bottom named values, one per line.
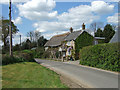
left=35, top=59, right=119, bottom=88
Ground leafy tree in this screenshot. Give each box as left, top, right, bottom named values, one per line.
left=38, top=36, right=48, bottom=46
left=95, top=28, right=103, bottom=37
left=103, top=24, right=115, bottom=43
left=1, top=19, right=19, bottom=47
left=21, top=39, right=31, bottom=50
left=13, top=44, right=20, bottom=51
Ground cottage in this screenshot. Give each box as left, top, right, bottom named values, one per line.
left=44, top=23, right=104, bottom=61
left=44, top=32, right=70, bottom=59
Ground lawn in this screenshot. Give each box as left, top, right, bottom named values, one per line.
left=2, top=62, right=68, bottom=88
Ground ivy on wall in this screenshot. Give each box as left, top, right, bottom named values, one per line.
left=75, top=31, right=94, bottom=59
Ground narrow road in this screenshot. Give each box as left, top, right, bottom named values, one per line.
left=35, top=59, right=119, bottom=88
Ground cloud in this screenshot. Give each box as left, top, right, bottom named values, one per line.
left=32, top=4, right=100, bottom=39
left=107, top=13, right=119, bottom=24
left=32, top=1, right=114, bottom=39
left=57, top=5, right=100, bottom=29
left=33, top=21, right=68, bottom=33
left=12, top=17, right=22, bottom=24
left=15, top=0, right=115, bottom=40
left=17, top=0, right=57, bottom=21
left=91, top=1, right=114, bottom=15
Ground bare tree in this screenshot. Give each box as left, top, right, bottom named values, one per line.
left=90, top=22, right=104, bottom=32
left=27, top=31, right=34, bottom=42
left=90, top=22, right=104, bottom=45
left=27, top=30, right=41, bottom=47
left=34, top=31, right=41, bottom=47
left=112, top=24, right=117, bottom=31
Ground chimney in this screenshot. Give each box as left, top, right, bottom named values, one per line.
left=70, top=27, right=73, bottom=33
left=82, top=23, right=85, bottom=30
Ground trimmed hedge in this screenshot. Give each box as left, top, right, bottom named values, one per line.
left=79, top=43, right=120, bottom=72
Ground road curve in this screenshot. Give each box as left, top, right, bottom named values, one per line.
left=35, top=59, right=119, bottom=88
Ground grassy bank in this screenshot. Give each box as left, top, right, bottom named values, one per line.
left=2, top=62, right=68, bottom=88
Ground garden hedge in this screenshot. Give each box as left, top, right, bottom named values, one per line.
left=79, top=42, right=120, bottom=72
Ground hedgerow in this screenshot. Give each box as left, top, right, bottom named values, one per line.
left=79, top=42, right=120, bottom=72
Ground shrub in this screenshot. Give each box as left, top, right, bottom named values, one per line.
left=2, top=52, right=35, bottom=65
left=42, top=51, right=51, bottom=59
left=34, top=47, right=45, bottom=58
left=2, top=49, right=35, bottom=65
left=2, top=55, right=24, bottom=65
left=79, top=43, right=120, bottom=72
left=20, top=52, right=35, bottom=62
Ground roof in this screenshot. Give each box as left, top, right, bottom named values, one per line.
left=109, top=30, right=120, bottom=43
left=65, top=30, right=83, bottom=41
left=44, top=29, right=94, bottom=47
left=44, top=32, right=70, bottom=47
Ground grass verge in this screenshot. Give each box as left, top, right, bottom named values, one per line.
left=2, top=62, right=68, bottom=88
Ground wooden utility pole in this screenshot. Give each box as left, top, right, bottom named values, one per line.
left=9, top=0, right=13, bottom=56
left=20, top=35, right=21, bottom=50
left=20, top=35, right=21, bottom=46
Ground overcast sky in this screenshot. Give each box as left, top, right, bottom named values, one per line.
left=0, top=0, right=119, bottom=45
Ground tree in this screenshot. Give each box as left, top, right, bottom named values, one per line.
left=38, top=36, right=48, bottom=46
left=95, top=28, right=103, bottom=37
left=1, top=19, right=19, bottom=47
left=21, top=39, right=31, bottom=50
left=27, top=31, right=34, bottom=42
left=90, top=22, right=104, bottom=32
left=103, top=24, right=115, bottom=43
left=112, top=24, right=117, bottom=31
left=27, top=31, right=41, bottom=47
left=34, top=31, right=41, bottom=47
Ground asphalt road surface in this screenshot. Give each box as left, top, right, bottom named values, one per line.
left=35, top=59, right=119, bottom=88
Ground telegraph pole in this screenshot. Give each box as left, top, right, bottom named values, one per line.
left=19, top=35, right=21, bottom=45
left=20, top=35, right=21, bottom=50
left=9, top=0, right=13, bottom=56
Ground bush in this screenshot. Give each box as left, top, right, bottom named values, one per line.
left=2, top=55, right=24, bottom=65
left=20, top=52, right=35, bottom=62
left=79, top=43, right=120, bottom=72
left=42, top=51, right=51, bottom=59
left=34, top=47, right=45, bottom=58
left=2, top=49, right=35, bottom=65
left=2, top=53, right=35, bottom=65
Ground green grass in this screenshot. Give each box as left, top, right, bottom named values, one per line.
left=2, top=62, right=68, bottom=88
